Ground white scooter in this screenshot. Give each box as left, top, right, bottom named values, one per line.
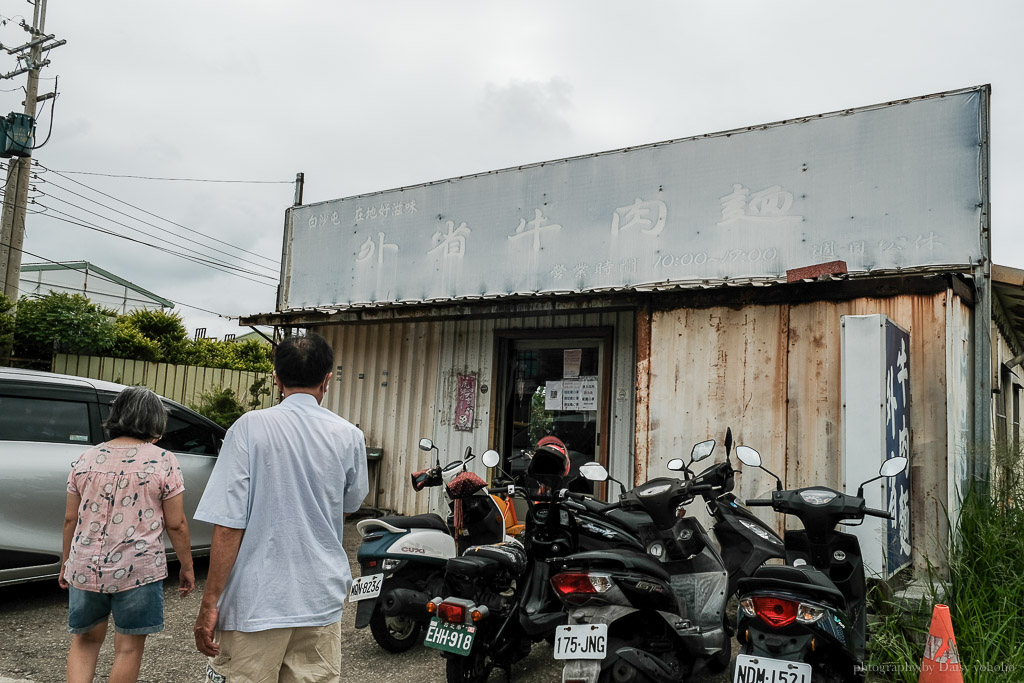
left=350, top=440, right=506, bottom=652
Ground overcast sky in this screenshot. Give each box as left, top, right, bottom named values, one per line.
left=1, top=1, right=1021, bottom=338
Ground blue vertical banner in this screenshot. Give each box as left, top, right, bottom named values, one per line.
left=884, top=321, right=912, bottom=574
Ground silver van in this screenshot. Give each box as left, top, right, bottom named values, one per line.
left=0, top=367, right=225, bottom=587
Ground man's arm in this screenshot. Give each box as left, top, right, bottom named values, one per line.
left=193, top=524, right=244, bottom=657
left=58, top=493, right=80, bottom=589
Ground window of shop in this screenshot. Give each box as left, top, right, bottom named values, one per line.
left=496, top=330, right=611, bottom=495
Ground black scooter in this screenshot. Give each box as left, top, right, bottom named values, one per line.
left=733, top=446, right=908, bottom=683
left=423, top=443, right=651, bottom=683
left=548, top=434, right=782, bottom=683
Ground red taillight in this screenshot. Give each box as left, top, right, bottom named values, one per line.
left=438, top=601, right=466, bottom=624
left=551, top=572, right=600, bottom=597
left=752, top=596, right=798, bottom=628
left=364, top=560, right=378, bottom=568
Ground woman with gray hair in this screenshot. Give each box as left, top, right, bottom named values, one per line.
left=59, top=386, right=195, bottom=683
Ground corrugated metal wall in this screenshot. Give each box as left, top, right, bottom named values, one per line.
left=52, top=354, right=274, bottom=410
left=319, top=311, right=635, bottom=516
left=320, top=322, right=443, bottom=516
left=428, top=312, right=637, bottom=512
left=641, top=291, right=951, bottom=572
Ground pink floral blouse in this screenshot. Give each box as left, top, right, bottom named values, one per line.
left=64, top=442, right=185, bottom=593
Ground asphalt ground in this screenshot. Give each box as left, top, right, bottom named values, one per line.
left=0, top=521, right=734, bottom=682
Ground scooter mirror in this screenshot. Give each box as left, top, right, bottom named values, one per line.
left=666, top=458, right=685, bottom=471
left=482, top=450, right=500, bottom=468
left=690, top=440, right=715, bottom=463
left=879, top=455, right=908, bottom=478
left=579, top=462, right=609, bottom=482
left=418, top=438, right=434, bottom=452
left=736, top=445, right=762, bottom=468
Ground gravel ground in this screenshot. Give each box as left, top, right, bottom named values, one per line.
left=0, top=522, right=732, bottom=683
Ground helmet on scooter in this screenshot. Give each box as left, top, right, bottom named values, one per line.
left=528, top=436, right=570, bottom=486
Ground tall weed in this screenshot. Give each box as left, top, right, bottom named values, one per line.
left=867, top=443, right=1024, bottom=682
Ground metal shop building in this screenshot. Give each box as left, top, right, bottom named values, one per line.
left=245, top=85, right=1024, bottom=579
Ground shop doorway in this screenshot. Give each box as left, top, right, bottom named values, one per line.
left=496, top=330, right=612, bottom=495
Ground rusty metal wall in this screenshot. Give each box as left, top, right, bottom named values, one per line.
left=643, top=291, right=951, bottom=571
left=320, top=322, right=442, bottom=516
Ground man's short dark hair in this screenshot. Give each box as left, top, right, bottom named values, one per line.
left=274, top=333, right=334, bottom=388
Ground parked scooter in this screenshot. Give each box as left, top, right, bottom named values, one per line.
left=733, top=447, right=908, bottom=683
left=548, top=441, right=738, bottom=683
left=351, top=438, right=506, bottom=652
left=423, top=439, right=648, bottom=682
left=686, top=429, right=785, bottom=600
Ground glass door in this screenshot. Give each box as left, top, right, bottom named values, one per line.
left=497, top=331, right=610, bottom=495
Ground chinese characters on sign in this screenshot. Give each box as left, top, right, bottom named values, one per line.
left=885, top=325, right=912, bottom=571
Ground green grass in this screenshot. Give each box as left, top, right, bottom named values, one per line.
left=867, top=445, right=1024, bottom=682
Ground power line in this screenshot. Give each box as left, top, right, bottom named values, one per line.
left=34, top=204, right=277, bottom=288
left=2, top=239, right=244, bottom=320
left=32, top=189, right=278, bottom=281
left=42, top=168, right=293, bottom=184
left=35, top=174, right=280, bottom=274
left=36, top=163, right=281, bottom=266
left=4, top=191, right=280, bottom=288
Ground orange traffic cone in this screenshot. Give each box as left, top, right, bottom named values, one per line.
left=918, top=604, right=963, bottom=682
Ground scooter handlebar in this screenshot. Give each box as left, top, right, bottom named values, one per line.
left=745, top=498, right=774, bottom=507
left=863, top=506, right=892, bottom=519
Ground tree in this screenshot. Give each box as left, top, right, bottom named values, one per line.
left=190, top=386, right=246, bottom=429
left=0, top=293, right=14, bottom=361
left=14, top=293, right=115, bottom=363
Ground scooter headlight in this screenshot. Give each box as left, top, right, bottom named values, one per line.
left=796, top=602, right=826, bottom=624
left=798, top=489, right=838, bottom=505
left=739, top=518, right=776, bottom=542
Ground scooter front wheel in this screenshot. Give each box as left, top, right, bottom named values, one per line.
left=369, top=606, right=423, bottom=653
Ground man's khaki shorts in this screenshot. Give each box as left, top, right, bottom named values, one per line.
left=204, top=621, right=341, bottom=683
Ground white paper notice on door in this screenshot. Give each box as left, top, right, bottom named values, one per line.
left=563, top=349, right=582, bottom=378
left=545, top=381, right=563, bottom=410
left=580, top=376, right=598, bottom=410
left=562, top=378, right=582, bottom=410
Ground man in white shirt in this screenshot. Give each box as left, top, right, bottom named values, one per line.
left=193, top=332, right=368, bottom=682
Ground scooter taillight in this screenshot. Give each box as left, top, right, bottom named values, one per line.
left=437, top=601, right=466, bottom=624
left=751, top=596, right=798, bottom=628
left=550, top=572, right=613, bottom=605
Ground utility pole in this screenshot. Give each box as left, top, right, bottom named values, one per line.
left=0, top=0, right=64, bottom=303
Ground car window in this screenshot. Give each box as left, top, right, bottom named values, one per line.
left=0, top=396, right=92, bottom=444
left=157, top=408, right=221, bottom=455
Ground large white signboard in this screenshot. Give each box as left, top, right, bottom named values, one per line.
left=841, top=314, right=913, bottom=579
left=283, top=88, right=986, bottom=310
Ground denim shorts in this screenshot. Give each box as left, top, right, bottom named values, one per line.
left=68, top=580, right=164, bottom=635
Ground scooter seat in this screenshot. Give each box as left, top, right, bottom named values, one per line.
left=740, top=564, right=846, bottom=607
left=462, top=542, right=528, bottom=576
left=375, top=513, right=450, bottom=533
left=556, top=550, right=671, bottom=581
